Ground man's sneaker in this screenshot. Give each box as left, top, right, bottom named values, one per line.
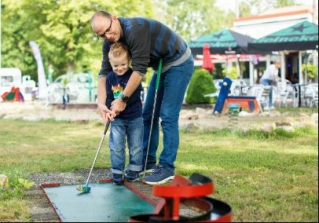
left=142, top=165, right=174, bottom=185
left=139, top=163, right=157, bottom=175
left=113, top=174, right=124, bottom=185
left=125, top=170, right=139, bottom=182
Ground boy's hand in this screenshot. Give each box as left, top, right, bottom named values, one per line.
left=97, top=103, right=116, bottom=124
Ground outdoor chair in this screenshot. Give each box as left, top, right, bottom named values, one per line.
left=294, top=83, right=308, bottom=107
left=229, top=80, right=247, bottom=96
left=47, top=83, right=63, bottom=103
left=246, top=84, right=266, bottom=112
left=274, top=80, right=296, bottom=108
left=304, top=83, right=318, bottom=109
left=286, top=83, right=299, bottom=107
left=66, top=82, right=80, bottom=101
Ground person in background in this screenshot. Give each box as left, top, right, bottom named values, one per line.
left=256, top=70, right=263, bottom=84
left=105, top=42, right=143, bottom=185
left=260, top=60, right=281, bottom=109
left=91, top=11, right=194, bottom=185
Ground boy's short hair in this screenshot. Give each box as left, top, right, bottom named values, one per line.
left=108, top=43, right=130, bottom=60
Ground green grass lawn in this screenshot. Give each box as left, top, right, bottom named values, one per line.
left=0, top=118, right=318, bottom=222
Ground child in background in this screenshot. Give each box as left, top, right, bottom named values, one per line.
left=106, top=43, right=143, bottom=185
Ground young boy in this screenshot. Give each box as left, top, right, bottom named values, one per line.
left=106, top=42, right=143, bottom=185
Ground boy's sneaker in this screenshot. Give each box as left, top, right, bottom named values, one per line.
left=125, top=170, right=139, bottom=182
left=113, top=174, right=124, bottom=185
left=139, top=163, right=157, bottom=175
left=142, top=165, right=174, bottom=185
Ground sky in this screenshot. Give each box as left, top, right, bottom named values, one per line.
left=215, top=0, right=315, bottom=13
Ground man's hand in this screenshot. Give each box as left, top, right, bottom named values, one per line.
left=110, top=98, right=127, bottom=115
left=97, top=103, right=117, bottom=124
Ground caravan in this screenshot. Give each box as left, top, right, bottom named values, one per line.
left=0, top=68, right=22, bottom=96
left=0, top=68, right=36, bottom=102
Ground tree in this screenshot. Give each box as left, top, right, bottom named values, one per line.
left=1, top=0, right=155, bottom=82
left=245, top=0, right=299, bottom=15
left=1, top=1, right=37, bottom=80
left=1, top=0, right=305, bottom=84
left=239, top=1, right=252, bottom=17
left=153, top=0, right=231, bottom=42
left=276, top=0, right=296, bottom=8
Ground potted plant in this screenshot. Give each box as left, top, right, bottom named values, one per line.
left=222, top=66, right=239, bottom=79
left=302, top=63, right=318, bottom=82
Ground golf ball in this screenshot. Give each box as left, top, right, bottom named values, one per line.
left=223, top=82, right=227, bottom=86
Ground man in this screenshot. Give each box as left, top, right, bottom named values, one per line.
left=260, top=60, right=281, bottom=109
left=91, top=11, right=194, bottom=185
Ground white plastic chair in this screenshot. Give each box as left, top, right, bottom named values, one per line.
left=274, top=80, right=297, bottom=108
left=274, top=81, right=289, bottom=108
left=47, top=83, right=62, bottom=103
left=230, top=79, right=247, bottom=96
left=260, top=86, right=271, bottom=111
left=246, top=85, right=267, bottom=112
left=66, top=82, right=80, bottom=101
left=304, top=84, right=318, bottom=108
left=286, top=83, right=298, bottom=107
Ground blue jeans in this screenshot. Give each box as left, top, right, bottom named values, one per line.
left=260, top=78, right=274, bottom=106
left=142, top=55, right=194, bottom=172
left=109, top=117, right=143, bottom=174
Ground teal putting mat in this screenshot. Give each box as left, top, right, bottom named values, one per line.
left=43, top=183, right=155, bottom=222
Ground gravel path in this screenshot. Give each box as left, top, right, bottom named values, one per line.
left=29, top=168, right=110, bottom=186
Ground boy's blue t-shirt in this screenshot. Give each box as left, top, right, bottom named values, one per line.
left=105, top=68, right=142, bottom=119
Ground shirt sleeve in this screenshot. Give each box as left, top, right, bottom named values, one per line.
left=99, top=41, right=112, bottom=78
left=105, top=74, right=114, bottom=107
left=125, top=24, right=150, bottom=76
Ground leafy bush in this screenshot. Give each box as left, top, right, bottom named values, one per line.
left=302, top=63, right=318, bottom=79
left=185, top=69, right=216, bottom=104
left=222, top=66, right=239, bottom=79
left=0, top=171, right=34, bottom=200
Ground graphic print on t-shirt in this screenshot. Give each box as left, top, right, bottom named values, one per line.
left=112, top=84, right=123, bottom=99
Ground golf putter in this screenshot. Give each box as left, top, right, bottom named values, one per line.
left=143, top=59, right=163, bottom=178
left=76, top=120, right=110, bottom=193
